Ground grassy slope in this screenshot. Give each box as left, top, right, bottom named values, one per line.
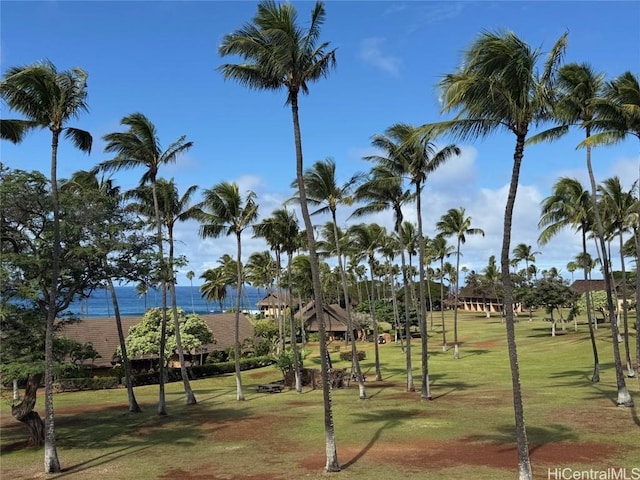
left=1, top=310, right=638, bottom=479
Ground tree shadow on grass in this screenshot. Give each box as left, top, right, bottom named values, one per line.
left=341, top=409, right=422, bottom=470
left=429, top=374, right=478, bottom=400
left=465, top=423, right=578, bottom=454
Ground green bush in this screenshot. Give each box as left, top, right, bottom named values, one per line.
left=307, top=333, right=319, bottom=342
left=339, top=350, right=366, bottom=362
left=53, top=377, right=119, bottom=392
left=190, top=356, right=276, bottom=379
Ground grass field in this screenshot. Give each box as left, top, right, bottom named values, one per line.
left=1, top=310, right=639, bottom=479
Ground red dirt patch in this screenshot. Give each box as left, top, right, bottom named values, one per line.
left=474, top=340, right=498, bottom=348
left=161, top=468, right=274, bottom=480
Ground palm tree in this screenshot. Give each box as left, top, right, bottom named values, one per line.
left=599, top=176, right=636, bottom=378
left=511, top=243, right=540, bottom=321
left=1, top=61, right=92, bottom=473
left=99, top=112, right=193, bottom=415
left=295, top=158, right=367, bottom=398
left=218, top=2, right=339, bottom=468
left=430, top=31, right=569, bottom=478
left=200, top=267, right=230, bottom=312
left=130, top=178, right=203, bottom=404
left=367, top=123, right=460, bottom=399
left=553, top=64, right=634, bottom=405
left=348, top=223, right=386, bottom=381
left=436, top=207, right=484, bottom=359
left=481, top=255, right=502, bottom=318
left=186, top=271, right=196, bottom=313
left=538, top=176, right=599, bottom=381
left=352, top=165, right=416, bottom=392
left=199, top=181, right=258, bottom=401
left=430, top=234, right=454, bottom=351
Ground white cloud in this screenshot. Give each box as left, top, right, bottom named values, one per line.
left=359, top=38, right=401, bottom=76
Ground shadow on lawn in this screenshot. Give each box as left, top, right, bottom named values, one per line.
left=341, top=409, right=422, bottom=469
left=465, top=423, right=578, bottom=454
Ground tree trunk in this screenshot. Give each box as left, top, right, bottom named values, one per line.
left=618, top=234, right=635, bottom=377
left=234, top=232, right=246, bottom=401
left=107, top=278, right=141, bottom=412
left=332, top=212, right=366, bottom=399
left=440, top=258, right=447, bottom=351
left=291, top=94, right=339, bottom=471
left=400, top=248, right=415, bottom=392
left=582, top=229, right=599, bottom=383
left=287, top=253, right=302, bottom=393
left=12, top=373, right=44, bottom=446
left=44, top=128, right=62, bottom=473
left=502, top=133, right=532, bottom=480
left=151, top=180, right=168, bottom=416
left=453, top=238, right=461, bottom=359
left=416, top=183, right=432, bottom=399
left=585, top=136, right=633, bottom=406
left=369, top=257, right=382, bottom=381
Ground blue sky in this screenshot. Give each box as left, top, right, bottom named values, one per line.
left=2, top=1, right=639, bottom=286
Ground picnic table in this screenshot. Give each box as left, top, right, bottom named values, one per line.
left=256, top=383, right=284, bottom=393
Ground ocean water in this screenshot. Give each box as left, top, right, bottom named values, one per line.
left=70, top=285, right=266, bottom=318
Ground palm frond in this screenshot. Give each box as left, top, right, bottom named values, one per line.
left=63, top=127, right=93, bottom=153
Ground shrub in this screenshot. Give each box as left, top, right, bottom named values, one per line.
left=53, top=377, right=119, bottom=392
left=339, top=350, right=366, bottom=362
left=307, top=333, right=319, bottom=342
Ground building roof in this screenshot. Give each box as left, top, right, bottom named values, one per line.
left=295, top=302, right=349, bottom=333
left=569, top=279, right=620, bottom=295
left=57, top=312, right=254, bottom=368
left=256, top=291, right=292, bottom=307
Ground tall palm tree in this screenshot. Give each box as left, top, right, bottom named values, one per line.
left=1, top=61, right=92, bottom=473
left=352, top=165, right=416, bottom=391
left=64, top=170, right=142, bottom=414
left=186, top=271, right=196, bottom=314
left=199, top=181, right=258, bottom=401
left=430, top=234, right=454, bottom=351
left=436, top=207, right=484, bottom=359
left=553, top=64, right=634, bottom=405
left=430, top=31, right=569, bottom=478
left=599, top=176, right=636, bottom=378
left=511, top=243, right=540, bottom=321
left=367, top=123, right=460, bottom=399
left=130, top=179, right=203, bottom=404
left=348, top=223, right=386, bottom=381
left=295, top=158, right=367, bottom=398
left=218, top=2, right=339, bottom=468
left=538, top=176, right=599, bottom=381
left=99, top=112, right=193, bottom=415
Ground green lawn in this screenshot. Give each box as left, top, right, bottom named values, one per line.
left=2, top=310, right=639, bottom=479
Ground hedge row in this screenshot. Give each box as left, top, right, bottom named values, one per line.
left=53, top=377, right=119, bottom=392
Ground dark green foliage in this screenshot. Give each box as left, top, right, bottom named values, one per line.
left=339, top=351, right=365, bottom=362
left=53, top=377, right=119, bottom=392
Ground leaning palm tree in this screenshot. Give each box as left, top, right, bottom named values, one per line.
left=352, top=165, right=416, bottom=392
left=99, top=112, right=193, bottom=416
left=218, top=1, right=339, bottom=469
left=552, top=64, right=634, bottom=405
left=428, top=31, right=569, bottom=479
left=430, top=234, right=454, bottom=351
left=367, top=123, right=460, bottom=399
left=199, top=181, right=258, bottom=401
left=294, top=158, right=367, bottom=399
left=599, top=176, right=636, bottom=378
left=1, top=61, right=92, bottom=473
left=436, top=207, right=484, bottom=359
left=538, top=176, right=599, bottom=382
left=128, top=179, right=203, bottom=404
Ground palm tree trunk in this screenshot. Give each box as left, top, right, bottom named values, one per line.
left=453, top=238, right=461, bottom=359
left=234, top=233, right=245, bottom=401
left=440, top=259, right=447, bottom=351
left=416, top=184, right=431, bottom=399
left=332, top=213, right=366, bottom=399
left=152, top=181, right=168, bottom=416
left=287, top=253, right=302, bottom=393
left=11, top=373, right=44, bottom=446
left=291, top=94, right=339, bottom=472
left=44, top=128, right=62, bottom=473
left=581, top=230, right=599, bottom=383
left=585, top=138, right=633, bottom=406
left=369, top=258, right=382, bottom=381
left=400, top=248, right=415, bottom=392
left=502, top=134, right=532, bottom=480
left=107, top=278, right=141, bottom=412
left=618, top=234, right=635, bottom=377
